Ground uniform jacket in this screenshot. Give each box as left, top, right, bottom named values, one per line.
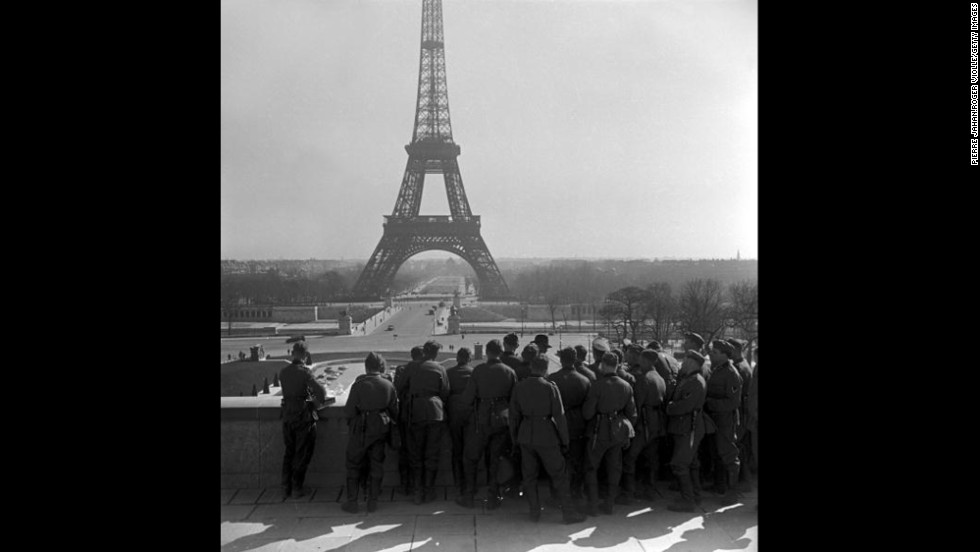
left=344, top=373, right=398, bottom=442
left=705, top=360, right=742, bottom=416
left=396, top=359, right=450, bottom=423
left=459, top=358, right=517, bottom=430
left=393, top=361, right=420, bottom=422
left=634, top=368, right=668, bottom=438
left=500, top=351, right=522, bottom=373
left=548, top=366, right=591, bottom=439
left=574, top=361, right=597, bottom=382
left=746, top=363, right=758, bottom=433
left=279, top=361, right=326, bottom=423
left=666, top=370, right=707, bottom=435
left=583, top=372, right=637, bottom=444
left=654, top=353, right=680, bottom=398
left=509, top=374, right=569, bottom=447
left=446, top=362, right=474, bottom=429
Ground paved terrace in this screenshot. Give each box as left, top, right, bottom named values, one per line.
left=221, top=480, right=758, bottom=551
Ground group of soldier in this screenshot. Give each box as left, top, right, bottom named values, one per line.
left=277, top=330, right=758, bottom=523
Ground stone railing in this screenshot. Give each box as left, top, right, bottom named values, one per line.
left=220, top=392, right=467, bottom=489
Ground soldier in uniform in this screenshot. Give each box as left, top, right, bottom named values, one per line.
left=455, top=339, right=517, bottom=509
left=665, top=351, right=708, bottom=512
left=529, top=334, right=561, bottom=373
left=746, top=348, right=758, bottom=510
left=548, top=347, right=592, bottom=499
left=285, top=335, right=314, bottom=366
left=705, top=340, right=743, bottom=506
left=278, top=340, right=326, bottom=499
left=682, top=331, right=715, bottom=487
left=573, top=344, right=597, bottom=382
left=620, top=350, right=667, bottom=504
left=342, top=353, right=399, bottom=513
left=393, top=346, right=424, bottom=495
left=446, top=347, right=475, bottom=497
left=396, top=340, right=451, bottom=504
left=589, top=337, right=611, bottom=375
left=500, top=333, right=523, bottom=373
left=516, top=343, right=539, bottom=381
left=582, top=352, right=637, bottom=516
left=610, top=348, right=637, bottom=386
left=511, top=356, right=588, bottom=524
left=727, top=338, right=754, bottom=492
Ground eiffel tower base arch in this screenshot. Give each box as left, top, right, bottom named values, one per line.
left=352, top=220, right=509, bottom=301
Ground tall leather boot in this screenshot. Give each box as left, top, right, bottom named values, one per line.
left=615, top=473, right=634, bottom=505
left=667, top=471, right=697, bottom=512
left=690, top=470, right=703, bottom=506
left=640, top=466, right=657, bottom=502
left=720, top=465, right=741, bottom=506
left=367, top=478, right=382, bottom=513
left=341, top=477, right=360, bottom=513
left=455, top=466, right=476, bottom=508
left=412, top=470, right=424, bottom=505
left=712, top=462, right=727, bottom=495
left=423, top=469, right=439, bottom=503
left=525, top=480, right=541, bottom=522
left=583, top=477, right=599, bottom=517
left=561, top=495, right=587, bottom=524
left=453, top=460, right=465, bottom=497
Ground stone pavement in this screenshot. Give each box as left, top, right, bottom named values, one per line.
left=221, top=481, right=757, bottom=551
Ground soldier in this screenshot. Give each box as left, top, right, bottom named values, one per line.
left=588, top=337, right=610, bottom=376
left=643, top=348, right=678, bottom=487
left=705, top=340, right=743, bottom=506
left=286, top=335, right=313, bottom=366
left=446, top=347, right=475, bottom=497
left=341, top=353, right=399, bottom=513
left=573, top=344, right=597, bottom=382
left=455, top=339, right=517, bottom=509
left=727, top=338, right=754, bottom=492
left=396, top=340, right=451, bottom=504
left=516, top=343, right=539, bottom=381
left=548, top=347, right=592, bottom=499
left=582, top=352, right=637, bottom=516
left=393, top=346, right=424, bottom=495
left=500, top=333, right=523, bottom=373
left=620, top=351, right=667, bottom=504
left=665, top=351, right=709, bottom=512
left=511, top=356, right=588, bottom=524
left=611, top=348, right=637, bottom=386
left=278, top=340, right=326, bottom=499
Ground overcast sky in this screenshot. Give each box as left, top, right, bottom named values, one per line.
left=221, top=0, right=757, bottom=260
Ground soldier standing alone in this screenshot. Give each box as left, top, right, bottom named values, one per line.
left=278, top=340, right=326, bottom=499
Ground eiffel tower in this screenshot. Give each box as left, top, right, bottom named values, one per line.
left=353, top=0, right=509, bottom=300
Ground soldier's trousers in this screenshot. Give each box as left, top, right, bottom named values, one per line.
left=346, top=434, right=386, bottom=480
left=521, top=444, right=572, bottom=509
left=408, top=421, right=446, bottom=476
left=449, top=422, right=468, bottom=491
left=398, top=419, right=412, bottom=488
left=585, top=440, right=624, bottom=503
left=282, top=419, right=317, bottom=490
left=669, top=428, right=705, bottom=476
left=463, top=425, right=509, bottom=495
left=623, top=432, right=661, bottom=484
left=710, top=411, right=740, bottom=468
left=565, top=436, right=587, bottom=495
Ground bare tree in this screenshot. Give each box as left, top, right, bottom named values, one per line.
left=678, top=278, right=727, bottom=343
left=727, top=280, right=758, bottom=355
left=606, top=286, right=650, bottom=342
left=643, top=282, right=678, bottom=346
left=598, top=301, right=626, bottom=343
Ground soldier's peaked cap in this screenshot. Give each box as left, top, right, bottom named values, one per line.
left=683, top=332, right=705, bottom=348
left=592, top=337, right=611, bottom=352
left=726, top=338, right=747, bottom=351
left=711, top=340, right=736, bottom=357
left=685, top=350, right=706, bottom=365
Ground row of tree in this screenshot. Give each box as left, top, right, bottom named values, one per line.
left=595, top=279, right=758, bottom=352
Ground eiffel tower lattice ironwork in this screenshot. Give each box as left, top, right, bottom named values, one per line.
left=352, top=0, right=509, bottom=300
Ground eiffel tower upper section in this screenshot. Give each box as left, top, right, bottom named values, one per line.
left=390, top=0, right=472, bottom=221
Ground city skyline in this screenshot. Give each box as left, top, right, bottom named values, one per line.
left=221, top=0, right=758, bottom=261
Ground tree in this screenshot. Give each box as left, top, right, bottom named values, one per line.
left=727, top=280, right=758, bottom=355
left=263, top=378, right=270, bottom=394
left=678, top=278, right=727, bottom=343
left=251, top=384, right=258, bottom=397
left=606, top=286, right=650, bottom=342
left=643, top=282, right=678, bottom=346
left=273, top=372, right=280, bottom=387
left=598, top=300, right=627, bottom=343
